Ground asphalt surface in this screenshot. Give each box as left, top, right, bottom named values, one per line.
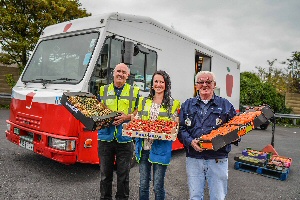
left=0, top=108, right=299, bottom=200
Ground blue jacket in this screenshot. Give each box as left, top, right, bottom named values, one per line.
left=178, top=95, right=236, bottom=159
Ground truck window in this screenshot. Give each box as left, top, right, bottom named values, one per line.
left=22, top=32, right=99, bottom=84
left=90, top=37, right=157, bottom=95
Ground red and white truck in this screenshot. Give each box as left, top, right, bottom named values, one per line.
left=5, top=12, right=240, bottom=165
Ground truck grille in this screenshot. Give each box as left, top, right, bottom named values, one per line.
left=16, top=112, right=41, bottom=129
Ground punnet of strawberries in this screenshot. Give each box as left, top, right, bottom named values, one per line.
left=125, top=119, right=178, bottom=134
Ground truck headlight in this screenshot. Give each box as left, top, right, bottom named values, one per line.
left=6, top=123, right=11, bottom=132
left=48, top=137, right=75, bottom=151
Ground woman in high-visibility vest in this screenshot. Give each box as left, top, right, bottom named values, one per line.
left=135, top=70, right=180, bottom=200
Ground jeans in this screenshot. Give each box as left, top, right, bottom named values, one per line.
left=186, top=157, right=228, bottom=200
left=139, top=150, right=167, bottom=200
left=98, top=140, right=133, bottom=200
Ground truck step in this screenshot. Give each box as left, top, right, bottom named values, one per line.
left=234, top=161, right=290, bottom=181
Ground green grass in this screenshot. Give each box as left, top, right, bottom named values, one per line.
left=0, top=105, right=10, bottom=109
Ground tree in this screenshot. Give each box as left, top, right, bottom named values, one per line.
left=282, top=51, right=300, bottom=93
left=0, top=0, right=90, bottom=71
left=255, top=59, right=288, bottom=95
left=240, top=72, right=290, bottom=113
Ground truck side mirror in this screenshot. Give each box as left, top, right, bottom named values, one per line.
left=122, top=41, right=134, bottom=65
left=135, top=44, right=149, bottom=55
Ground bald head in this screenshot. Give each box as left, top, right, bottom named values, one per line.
left=113, top=63, right=130, bottom=88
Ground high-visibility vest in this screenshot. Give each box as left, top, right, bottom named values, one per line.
left=100, top=83, right=139, bottom=114
left=135, top=97, right=180, bottom=165
left=98, top=83, right=139, bottom=142
left=138, top=97, right=180, bottom=120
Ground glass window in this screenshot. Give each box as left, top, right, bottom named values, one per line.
left=145, top=51, right=157, bottom=91
left=89, top=37, right=157, bottom=95
left=22, top=32, right=99, bottom=84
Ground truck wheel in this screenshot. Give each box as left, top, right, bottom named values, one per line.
left=260, top=124, right=268, bottom=130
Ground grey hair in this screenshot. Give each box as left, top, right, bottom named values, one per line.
left=195, top=71, right=216, bottom=83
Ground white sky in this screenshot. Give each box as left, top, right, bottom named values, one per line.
left=79, top=0, right=300, bottom=72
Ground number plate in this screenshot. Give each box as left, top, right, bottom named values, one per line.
left=20, top=140, right=34, bottom=151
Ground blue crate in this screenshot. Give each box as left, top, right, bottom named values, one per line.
left=234, top=161, right=290, bottom=181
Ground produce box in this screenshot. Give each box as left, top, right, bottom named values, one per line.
left=266, top=155, right=292, bottom=171
left=198, top=105, right=274, bottom=151
left=122, top=119, right=179, bottom=141
left=234, top=155, right=267, bottom=167
left=199, top=125, right=239, bottom=150
left=61, top=92, right=119, bottom=131
left=243, top=105, right=274, bottom=128
left=237, top=122, right=253, bottom=137
left=242, top=148, right=270, bottom=160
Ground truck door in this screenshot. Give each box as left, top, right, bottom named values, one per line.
left=194, top=52, right=212, bottom=97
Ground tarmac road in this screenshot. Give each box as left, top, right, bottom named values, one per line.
left=0, top=108, right=299, bottom=200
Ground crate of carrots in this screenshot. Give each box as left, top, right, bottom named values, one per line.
left=198, top=105, right=274, bottom=151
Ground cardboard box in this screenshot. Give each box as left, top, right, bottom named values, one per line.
left=198, top=106, right=274, bottom=151
left=268, top=155, right=292, bottom=169
left=242, top=148, right=269, bottom=160
left=199, top=126, right=239, bottom=150
left=61, top=92, right=119, bottom=131
left=122, top=122, right=178, bottom=141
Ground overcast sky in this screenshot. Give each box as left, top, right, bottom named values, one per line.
left=79, top=0, right=300, bottom=72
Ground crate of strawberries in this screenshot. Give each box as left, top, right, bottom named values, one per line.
left=122, top=118, right=179, bottom=141
left=61, top=92, right=119, bottom=131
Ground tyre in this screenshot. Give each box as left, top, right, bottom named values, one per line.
left=260, top=123, right=269, bottom=130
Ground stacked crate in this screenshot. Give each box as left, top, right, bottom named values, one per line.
left=234, top=148, right=292, bottom=181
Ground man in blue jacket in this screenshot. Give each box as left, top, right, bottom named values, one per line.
left=178, top=71, right=236, bottom=200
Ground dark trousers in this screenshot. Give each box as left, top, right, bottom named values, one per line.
left=98, top=140, right=133, bottom=200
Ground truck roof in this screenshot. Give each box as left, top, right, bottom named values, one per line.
left=41, top=12, right=240, bottom=65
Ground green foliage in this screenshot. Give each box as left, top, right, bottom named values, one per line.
left=0, top=105, right=10, bottom=109
left=0, top=0, right=91, bottom=71
left=284, top=51, right=300, bottom=93
left=5, top=74, right=16, bottom=88
left=255, top=60, right=289, bottom=94
left=240, top=72, right=291, bottom=113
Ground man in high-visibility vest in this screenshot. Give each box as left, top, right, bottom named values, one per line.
left=98, top=63, right=139, bottom=200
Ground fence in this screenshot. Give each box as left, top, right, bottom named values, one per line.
left=275, top=113, right=300, bottom=125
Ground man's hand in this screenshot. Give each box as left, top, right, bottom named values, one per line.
left=191, top=138, right=204, bottom=152
left=113, top=112, right=131, bottom=126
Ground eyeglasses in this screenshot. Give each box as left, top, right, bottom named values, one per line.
left=195, top=80, right=214, bottom=85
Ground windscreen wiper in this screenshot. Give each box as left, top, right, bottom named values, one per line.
left=53, top=78, right=78, bottom=83
left=23, top=78, right=54, bottom=86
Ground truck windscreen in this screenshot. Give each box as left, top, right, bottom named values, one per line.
left=22, top=32, right=99, bottom=84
